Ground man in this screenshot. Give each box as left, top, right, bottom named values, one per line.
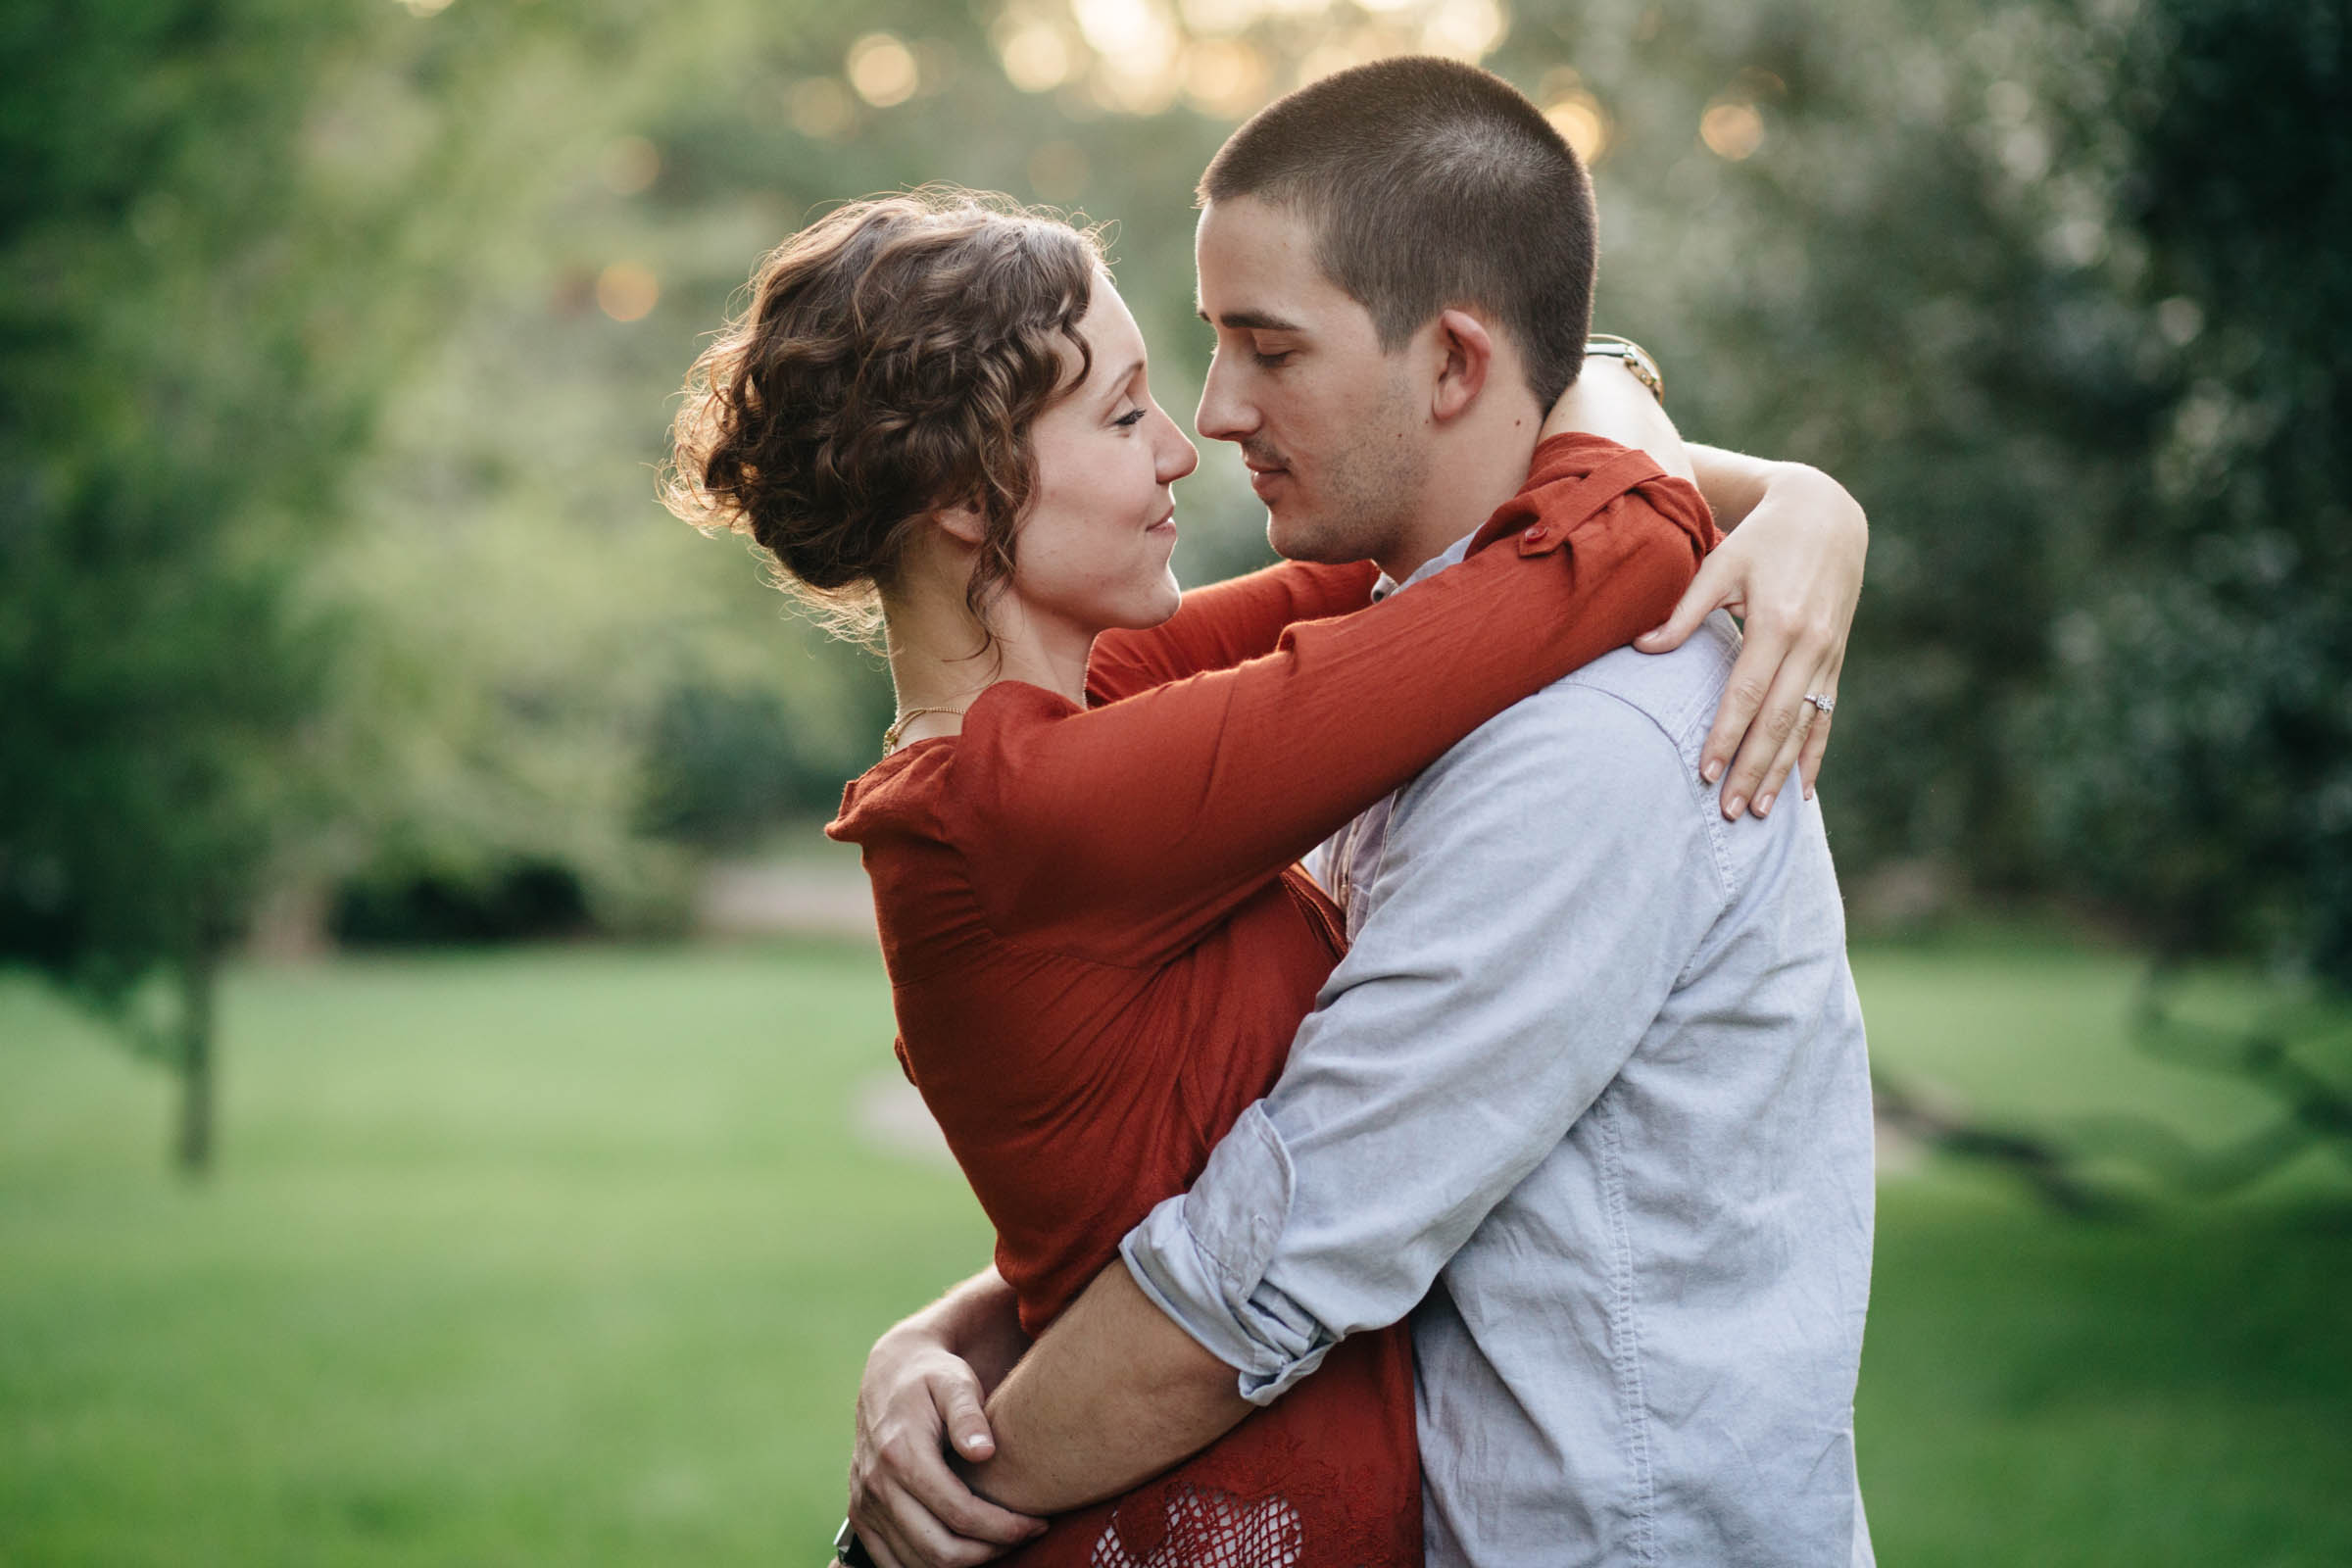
left=850, top=56, right=1874, bottom=1567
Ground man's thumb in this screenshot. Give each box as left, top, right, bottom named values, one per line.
left=941, top=1382, right=996, bottom=1460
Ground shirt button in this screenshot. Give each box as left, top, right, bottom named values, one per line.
left=1523, top=525, right=1544, bottom=542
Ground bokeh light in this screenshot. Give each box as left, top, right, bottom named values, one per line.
left=848, top=33, right=920, bottom=108
left=789, top=76, right=857, bottom=140
left=1183, top=38, right=1273, bottom=117
left=998, top=18, right=1076, bottom=91
left=1544, top=89, right=1609, bottom=165
left=597, top=135, right=660, bottom=196
left=595, top=263, right=660, bottom=322
left=1700, top=99, right=1765, bottom=160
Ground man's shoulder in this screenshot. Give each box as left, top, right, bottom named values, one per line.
left=1441, top=609, right=1740, bottom=765
left=1554, top=609, right=1740, bottom=744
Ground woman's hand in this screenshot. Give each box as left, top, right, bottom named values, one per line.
left=848, top=1320, right=1045, bottom=1568
left=1637, top=454, right=1866, bottom=818
left=1540, top=357, right=1696, bottom=481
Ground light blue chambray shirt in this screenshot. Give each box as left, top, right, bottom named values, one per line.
left=1120, top=535, right=1878, bottom=1567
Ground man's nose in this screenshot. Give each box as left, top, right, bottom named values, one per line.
left=1196, top=356, right=1254, bottom=445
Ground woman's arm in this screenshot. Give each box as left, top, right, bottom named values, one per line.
left=1084, top=560, right=1380, bottom=705
left=951, top=432, right=1715, bottom=965
left=1642, top=446, right=1866, bottom=814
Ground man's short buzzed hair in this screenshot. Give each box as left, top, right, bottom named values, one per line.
left=1200, top=55, right=1595, bottom=406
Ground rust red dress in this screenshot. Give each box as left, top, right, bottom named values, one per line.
left=828, top=437, right=1717, bottom=1567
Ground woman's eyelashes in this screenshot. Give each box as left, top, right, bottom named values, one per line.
left=1112, top=406, right=1150, bottom=429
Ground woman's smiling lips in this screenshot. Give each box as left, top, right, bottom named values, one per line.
left=1147, top=506, right=1178, bottom=540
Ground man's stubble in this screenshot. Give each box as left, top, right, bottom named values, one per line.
left=1264, top=368, right=1429, bottom=569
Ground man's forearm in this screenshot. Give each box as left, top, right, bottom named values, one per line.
left=960, top=1260, right=1250, bottom=1514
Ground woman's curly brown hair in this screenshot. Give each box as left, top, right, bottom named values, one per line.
left=663, top=187, right=1105, bottom=647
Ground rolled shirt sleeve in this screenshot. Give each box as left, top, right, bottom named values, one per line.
left=1120, top=677, right=1728, bottom=1402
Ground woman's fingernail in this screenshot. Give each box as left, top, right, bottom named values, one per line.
left=1725, top=794, right=1745, bottom=818
left=1702, top=759, right=1724, bottom=784
left=1756, top=793, right=1775, bottom=817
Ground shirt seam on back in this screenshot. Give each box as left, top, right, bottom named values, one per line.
left=1597, top=1093, right=1661, bottom=1565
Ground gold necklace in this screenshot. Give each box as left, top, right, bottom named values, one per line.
left=882, top=703, right=968, bottom=755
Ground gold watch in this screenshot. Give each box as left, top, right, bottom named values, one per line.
left=1584, top=333, right=1664, bottom=405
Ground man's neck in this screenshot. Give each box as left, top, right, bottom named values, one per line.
left=1374, top=423, right=1543, bottom=584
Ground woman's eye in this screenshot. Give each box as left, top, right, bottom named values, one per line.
left=1113, top=408, right=1150, bottom=428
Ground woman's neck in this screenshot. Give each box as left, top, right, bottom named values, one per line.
left=882, top=562, right=1096, bottom=746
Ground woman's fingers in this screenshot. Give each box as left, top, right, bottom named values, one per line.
left=1633, top=544, right=1741, bottom=655
left=1795, top=657, right=1841, bottom=800
left=1750, top=668, right=1833, bottom=819
left=1796, top=706, right=1833, bottom=802
left=1715, top=635, right=1829, bottom=819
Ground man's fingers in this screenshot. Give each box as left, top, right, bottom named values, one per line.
left=902, top=1451, right=1045, bottom=1548
left=938, top=1378, right=997, bottom=1465
left=1634, top=550, right=1737, bottom=654
left=1720, top=654, right=1829, bottom=818
left=853, top=1510, right=911, bottom=1568
left=874, top=1480, right=1020, bottom=1568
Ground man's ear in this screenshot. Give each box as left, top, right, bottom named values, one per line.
left=1429, top=308, right=1494, bottom=424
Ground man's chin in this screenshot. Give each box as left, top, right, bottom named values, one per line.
left=1266, top=508, right=1363, bottom=567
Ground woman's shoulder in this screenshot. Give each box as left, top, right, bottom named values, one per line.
left=827, top=740, right=954, bottom=846
left=826, top=680, right=1080, bottom=847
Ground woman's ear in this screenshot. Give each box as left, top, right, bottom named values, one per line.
left=932, top=498, right=990, bottom=547
left=1430, top=308, right=1494, bottom=424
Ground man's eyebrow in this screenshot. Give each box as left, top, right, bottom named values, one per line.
left=1195, top=306, right=1306, bottom=332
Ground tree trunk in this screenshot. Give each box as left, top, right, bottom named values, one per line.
left=173, top=952, right=217, bottom=1178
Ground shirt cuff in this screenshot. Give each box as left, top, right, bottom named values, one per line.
left=1117, top=1102, right=1338, bottom=1406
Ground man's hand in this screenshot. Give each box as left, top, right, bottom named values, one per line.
left=848, top=1280, right=1046, bottom=1568
left=1639, top=451, right=1866, bottom=819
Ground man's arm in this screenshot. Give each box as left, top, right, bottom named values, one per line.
left=958, top=1262, right=1249, bottom=1511
left=847, top=1268, right=1046, bottom=1568
left=960, top=683, right=1727, bottom=1509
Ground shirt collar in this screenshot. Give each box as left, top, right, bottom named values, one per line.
left=1368, top=528, right=1480, bottom=603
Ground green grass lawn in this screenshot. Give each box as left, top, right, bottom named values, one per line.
left=1, top=937, right=2347, bottom=1565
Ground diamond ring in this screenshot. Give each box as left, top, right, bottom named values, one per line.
left=1804, top=693, right=1836, bottom=716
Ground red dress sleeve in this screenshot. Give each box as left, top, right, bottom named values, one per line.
left=1085, top=561, right=1381, bottom=704
left=944, top=434, right=1718, bottom=964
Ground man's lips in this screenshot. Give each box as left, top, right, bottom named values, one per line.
left=1248, top=465, right=1288, bottom=500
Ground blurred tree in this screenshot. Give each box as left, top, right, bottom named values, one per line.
left=0, top=0, right=640, bottom=1166
left=2028, top=0, right=2352, bottom=985
left=0, top=0, right=391, bottom=1173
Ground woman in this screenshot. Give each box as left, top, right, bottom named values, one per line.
left=666, top=188, right=1844, bottom=1567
